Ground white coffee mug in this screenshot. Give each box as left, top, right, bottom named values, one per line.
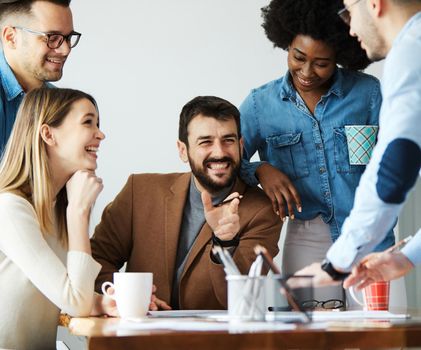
left=101, top=272, right=153, bottom=318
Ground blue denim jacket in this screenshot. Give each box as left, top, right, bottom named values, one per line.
left=0, top=51, right=25, bottom=156
left=240, top=68, right=394, bottom=250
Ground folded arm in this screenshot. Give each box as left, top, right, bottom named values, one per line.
left=0, top=194, right=101, bottom=316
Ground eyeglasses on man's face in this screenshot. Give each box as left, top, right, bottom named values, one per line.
left=301, top=299, right=344, bottom=310
left=13, top=26, right=82, bottom=49
left=337, top=0, right=363, bottom=25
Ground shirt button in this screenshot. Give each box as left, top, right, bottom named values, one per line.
left=316, top=144, right=323, bottom=150
left=319, top=167, right=326, bottom=174
left=325, top=191, right=330, bottom=197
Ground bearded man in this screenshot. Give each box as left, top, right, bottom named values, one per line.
left=91, top=96, right=282, bottom=310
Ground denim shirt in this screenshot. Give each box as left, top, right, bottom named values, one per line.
left=0, top=51, right=24, bottom=156
left=240, top=67, right=394, bottom=250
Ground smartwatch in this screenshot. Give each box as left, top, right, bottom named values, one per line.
left=321, top=259, right=350, bottom=281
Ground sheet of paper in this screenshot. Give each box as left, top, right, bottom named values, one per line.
left=311, top=310, right=410, bottom=321
left=148, top=310, right=226, bottom=318
left=265, top=310, right=409, bottom=323
left=105, top=318, right=296, bottom=333
left=149, top=309, right=409, bottom=322
left=112, top=309, right=409, bottom=334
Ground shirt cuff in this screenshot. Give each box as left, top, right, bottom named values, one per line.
left=401, top=229, right=421, bottom=266
left=326, top=233, right=359, bottom=272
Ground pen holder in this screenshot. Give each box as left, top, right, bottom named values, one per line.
left=226, top=275, right=266, bottom=321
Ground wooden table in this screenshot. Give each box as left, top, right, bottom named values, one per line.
left=63, top=312, right=421, bottom=349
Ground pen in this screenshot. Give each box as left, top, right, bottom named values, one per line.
left=254, top=245, right=281, bottom=274
left=212, top=246, right=240, bottom=275
left=215, top=194, right=243, bottom=207
left=385, top=235, right=413, bottom=253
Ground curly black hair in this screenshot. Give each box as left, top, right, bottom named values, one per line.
left=262, top=0, right=370, bottom=70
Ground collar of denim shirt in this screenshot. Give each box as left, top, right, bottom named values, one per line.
left=279, top=67, right=345, bottom=101
left=0, top=50, right=24, bottom=101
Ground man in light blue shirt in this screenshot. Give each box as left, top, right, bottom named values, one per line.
left=0, top=0, right=80, bottom=154
left=297, top=0, right=421, bottom=285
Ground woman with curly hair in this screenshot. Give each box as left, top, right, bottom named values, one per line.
left=239, top=0, right=395, bottom=306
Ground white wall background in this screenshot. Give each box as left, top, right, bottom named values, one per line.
left=58, top=0, right=384, bottom=229
left=58, top=0, right=284, bottom=226
left=57, top=0, right=421, bottom=310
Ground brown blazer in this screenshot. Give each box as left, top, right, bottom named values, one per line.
left=91, top=172, right=281, bottom=310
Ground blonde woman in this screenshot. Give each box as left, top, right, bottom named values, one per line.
left=0, top=87, right=116, bottom=350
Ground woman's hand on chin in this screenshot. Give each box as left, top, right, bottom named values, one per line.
left=66, top=170, right=103, bottom=215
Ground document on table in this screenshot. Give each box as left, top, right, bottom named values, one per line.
left=104, top=310, right=410, bottom=334
left=148, top=310, right=306, bottom=323
left=148, top=310, right=226, bottom=318
left=266, top=310, right=410, bottom=322
left=105, top=318, right=297, bottom=333
left=311, top=310, right=410, bottom=321
left=149, top=309, right=409, bottom=322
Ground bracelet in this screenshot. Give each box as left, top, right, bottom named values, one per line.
left=211, top=232, right=240, bottom=247
left=210, top=233, right=239, bottom=264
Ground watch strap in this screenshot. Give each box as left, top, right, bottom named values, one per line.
left=211, top=233, right=240, bottom=248
left=321, top=259, right=350, bottom=281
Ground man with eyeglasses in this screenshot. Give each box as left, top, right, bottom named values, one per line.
left=0, top=0, right=80, bottom=154
left=297, top=0, right=421, bottom=290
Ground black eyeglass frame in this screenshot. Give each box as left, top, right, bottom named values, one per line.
left=13, top=26, right=82, bottom=49
left=301, top=298, right=345, bottom=311
left=337, top=0, right=363, bottom=25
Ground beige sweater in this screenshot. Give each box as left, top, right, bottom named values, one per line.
left=0, top=193, right=101, bottom=350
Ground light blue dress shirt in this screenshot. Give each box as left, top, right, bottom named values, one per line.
left=327, top=12, right=421, bottom=270
left=401, top=228, right=421, bottom=266
left=0, top=51, right=25, bottom=156
left=240, top=67, right=394, bottom=250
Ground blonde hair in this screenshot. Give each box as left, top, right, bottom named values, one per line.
left=0, top=87, right=97, bottom=244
